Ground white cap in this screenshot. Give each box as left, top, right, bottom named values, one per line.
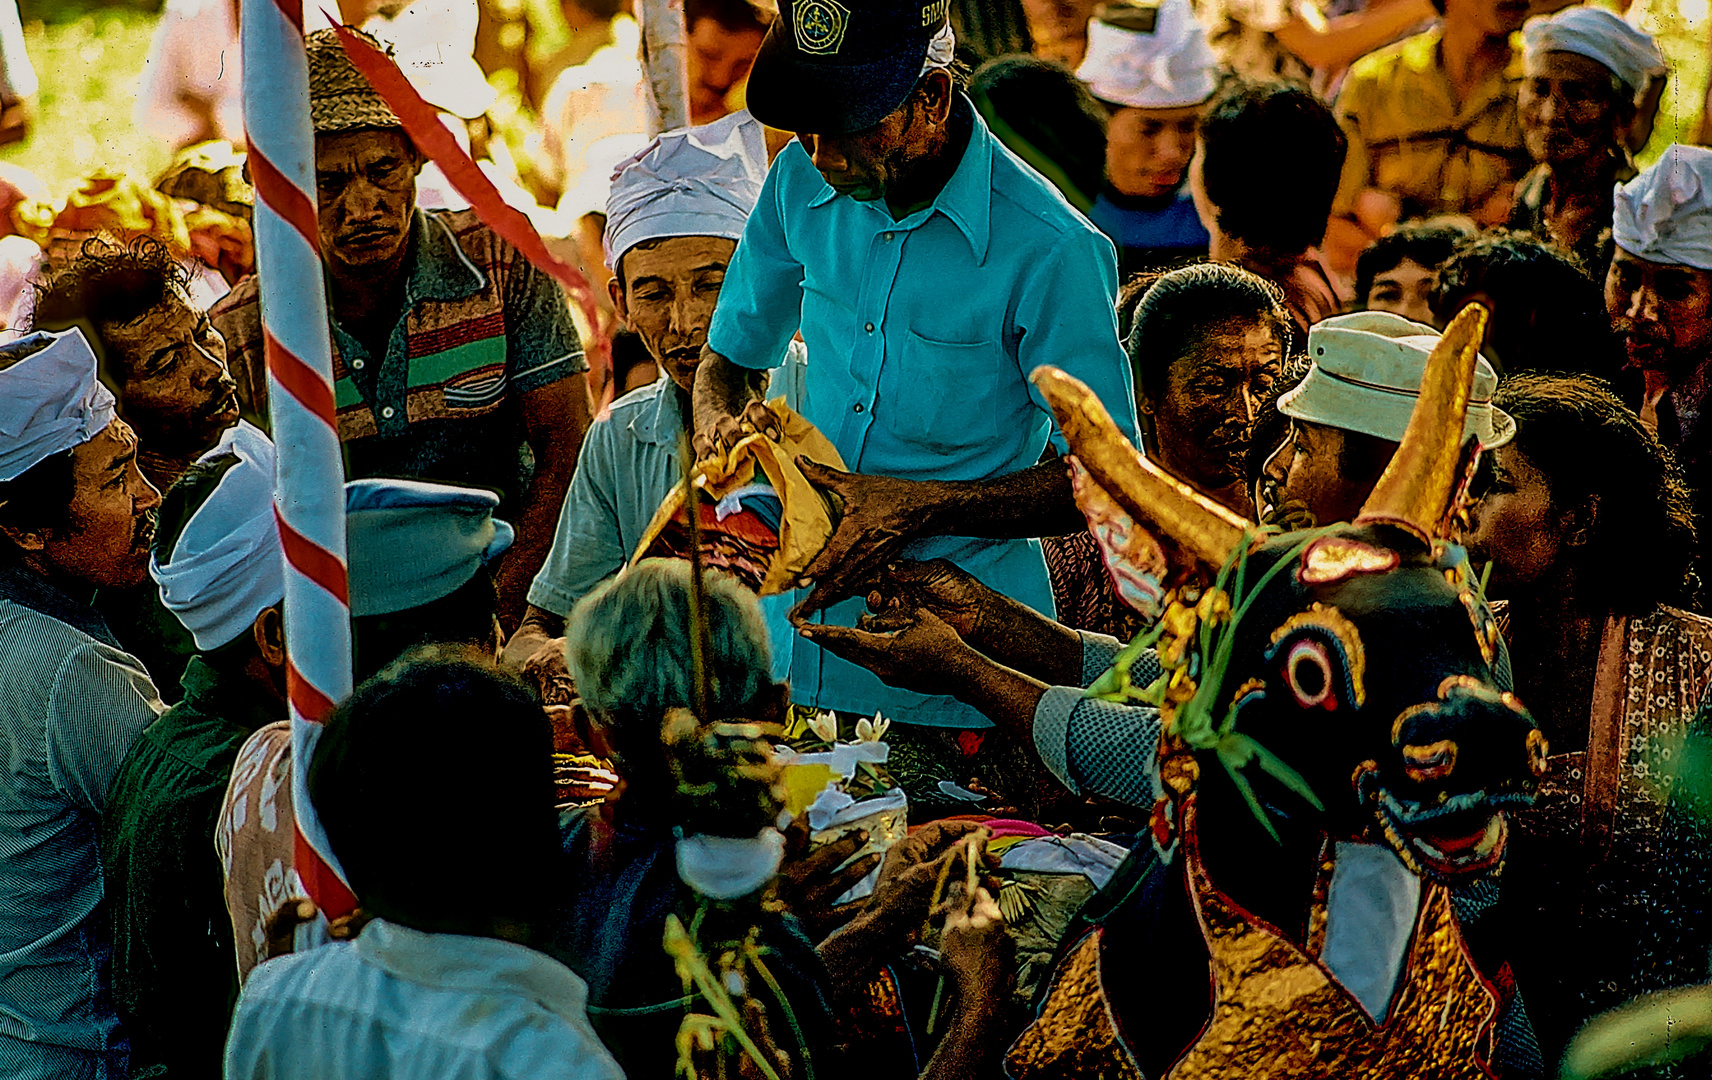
left=603, top=109, right=768, bottom=265
left=151, top=422, right=284, bottom=651
left=367, top=0, right=496, bottom=120
left=0, top=328, right=115, bottom=483
left=1076, top=0, right=1219, bottom=110
left=1522, top=7, right=1666, bottom=99
left=1613, top=144, right=1712, bottom=272
left=1280, top=311, right=1515, bottom=449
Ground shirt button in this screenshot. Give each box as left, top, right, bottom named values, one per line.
left=865, top=322, right=875, bottom=333
left=884, top=232, right=894, bottom=242
left=352, top=358, right=364, bottom=369
left=381, top=406, right=395, bottom=419
left=854, top=403, right=865, bottom=413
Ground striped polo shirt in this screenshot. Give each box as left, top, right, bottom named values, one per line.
left=212, top=208, right=585, bottom=515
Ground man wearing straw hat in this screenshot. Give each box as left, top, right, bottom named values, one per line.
left=691, top=0, right=1137, bottom=783
left=211, top=28, right=590, bottom=633
left=0, top=328, right=165, bottom=1080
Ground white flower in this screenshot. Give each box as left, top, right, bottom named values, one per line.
left=807, top=709, right=840, bottom=743
left=855, top=712, right=890, bottom=743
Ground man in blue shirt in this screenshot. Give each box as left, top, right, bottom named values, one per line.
left=0, top=329, right=165, bottom=1079
left=692, top=0, right=1139, bottom=757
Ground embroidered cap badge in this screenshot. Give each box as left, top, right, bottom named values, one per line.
left=793, top=0, right=851, bottom=54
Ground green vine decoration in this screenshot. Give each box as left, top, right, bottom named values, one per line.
left=1090, top=527, right=1337, bottom=841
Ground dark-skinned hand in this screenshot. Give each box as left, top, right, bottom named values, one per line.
left=262, top=898, right=370, bottom=962
left=521, top=638, right=575, bottom=706
left=865, top=821, right=998, bottom=949
left=692, top=398, right=781, bottom=465
left=864, top=558, right=1003, bottom=642
left=796, top=605, right=969, bottom=699
left=941, top=884, right=1012, bottom=1000
left=774, top=818, right=881, bottom=941
left=792, top=459, right=936, bottom=618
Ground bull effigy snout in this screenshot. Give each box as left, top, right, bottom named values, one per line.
left=1390, top=675, right=1542, bottom=794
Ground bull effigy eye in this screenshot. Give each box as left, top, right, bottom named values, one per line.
left=1284, top=638, right=1336, bottom=709
left=1267, top=603, right=1366, bottom=709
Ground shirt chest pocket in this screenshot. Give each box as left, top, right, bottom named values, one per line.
left=881, top=329, right=1015, bottom=452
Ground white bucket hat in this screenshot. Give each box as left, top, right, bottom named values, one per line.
left=1279, top=312, right=1515, bottom=449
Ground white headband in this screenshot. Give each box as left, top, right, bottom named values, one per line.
left=151, top=421, right=284, bottom=651
left=1613, top=143, right=1712, bottom=272
left=1522, top=7, right=1665, bottom=99
left=921, top=21, right=955, bottom=75
left=0, top=329, right=115, bottom=483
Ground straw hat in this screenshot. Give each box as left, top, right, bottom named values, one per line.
left=306, top=27, right=403, bottom=135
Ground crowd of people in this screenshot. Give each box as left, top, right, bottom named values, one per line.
left=6, top=0, right=1712, bottom=1075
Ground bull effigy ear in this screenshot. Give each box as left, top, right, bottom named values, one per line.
left=1032, top=366, right=1247, bottom=578
left=1356, top=303, right=1490, bottom=540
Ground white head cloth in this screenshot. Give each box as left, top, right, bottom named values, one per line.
left=604, top=108, right=769, bottom=265
left=151, top=421, right=284, bottom=651
left=1076, top=0, right=1218, bottom=110
left=1613, top=144, right=1712, bottom=272
left=0, top=328, right=115, bottom=483
left=1521, top=7, right=1666, bottom=99
left=675, top=827, right=786, bottom=900
left=921, top=20, right=956, bottom=75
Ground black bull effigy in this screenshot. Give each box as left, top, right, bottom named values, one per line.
left=1005, top=306, right=1549, bottom=1079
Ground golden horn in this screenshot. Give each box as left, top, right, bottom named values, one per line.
left=1356, top=303, right=1490, bottom=539
left=1031, top=365, right=1247, bottom=573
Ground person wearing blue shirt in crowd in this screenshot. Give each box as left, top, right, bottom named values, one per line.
left=0, top=329, right=164, bottom=1080
left=691, top=0, right=1138, bottom=805
left=1077, top=0, right=1218, bottom=274
left=504, top=108, right=806, bottom=677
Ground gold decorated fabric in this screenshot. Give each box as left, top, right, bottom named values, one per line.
left=1166, top=807, right=1498, bottom=1079
left=1003, top=931, right=1144, bottom=1079
left=630, top=398, right=846, bottom=595
left=1007, top=801, right=1501, bottom=1080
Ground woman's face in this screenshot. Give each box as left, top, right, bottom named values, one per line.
left=1466, top=443, right=1565, bottom=598
left=1519, top=50, right=1624, bottom=168
left=1149, top=319, right=1283, bottom=497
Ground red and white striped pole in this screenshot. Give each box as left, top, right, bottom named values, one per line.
left=241, top=0, right=358, bottom=919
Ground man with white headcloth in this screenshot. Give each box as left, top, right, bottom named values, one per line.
left=1607, top=144, right=1712, bottom=572
left=1511, top=6, right=1666, bottom=277
left=503, top=109, right=801, bottom=673
left=692, top=0, right=1136, bottom=800
left=100, top=421, right=285, bottom=1080
left=1075, top=0, right=1218, bottom=273
left=0, top=328, right=165, bottom=1079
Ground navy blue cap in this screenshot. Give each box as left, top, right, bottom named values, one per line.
left=745, top=0, right=951, bottom=135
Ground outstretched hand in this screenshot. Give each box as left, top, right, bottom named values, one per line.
left=775, top=819, right=882, bottom=940
left=794, top=605, right=969, bottom=699
left=865, top=558, right=1001, bottom=643
left=793, top=459, right=936, bottom=618
left=692, top=398, right=781, bottom=465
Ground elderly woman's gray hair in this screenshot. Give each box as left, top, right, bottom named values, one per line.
left=566, top=559, right=774, bottom=720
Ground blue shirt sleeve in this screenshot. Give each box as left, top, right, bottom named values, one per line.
left=707, top=148, right=807, bottom=373
left=527, top=417, right=630, bottom=616
left=1013, top=227, right=1139, bottom=452
left=47, top=643, right=163, bottom=813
